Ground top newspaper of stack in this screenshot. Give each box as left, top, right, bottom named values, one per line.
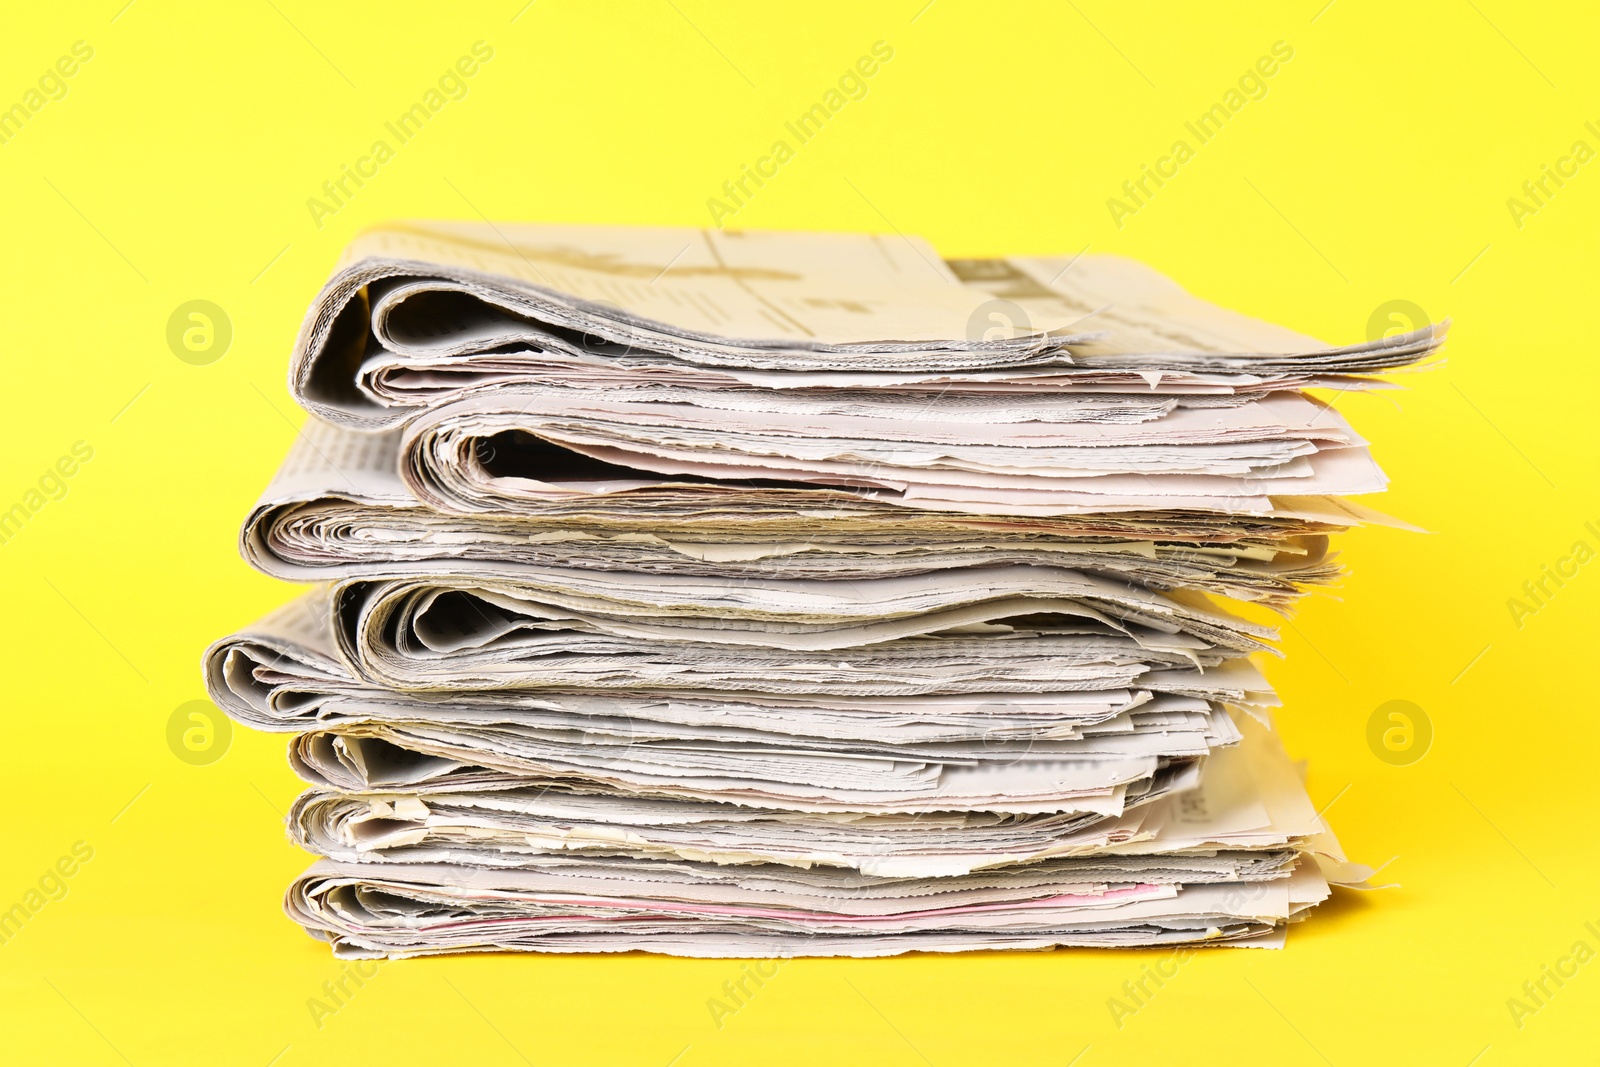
left=292, top=221, right=1440, bottom=433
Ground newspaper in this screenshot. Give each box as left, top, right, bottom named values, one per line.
left=227, top=565, right=1276, bottom=695
left=395, top=394, right=1392, bottom=518
left=203, top=588, right=1264, bottom=815
left=290, top=859, right=1311, bottom=957
left=287, top=221, right=1442, bottom=431
left=281, top=710, right=1292, bottom=877
left=243, top=418, right=1345, bottom=609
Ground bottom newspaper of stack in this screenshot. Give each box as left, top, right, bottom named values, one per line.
left=205, top=579, right=1371, bottom=958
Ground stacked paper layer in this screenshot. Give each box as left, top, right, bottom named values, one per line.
left=205, top=222, right=1437, bottom=957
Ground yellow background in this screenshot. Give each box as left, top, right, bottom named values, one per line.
left=2, top=1, right=1595, bottom=1063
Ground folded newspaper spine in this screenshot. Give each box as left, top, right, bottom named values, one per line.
left=205, top=222, right=1436, bottom=958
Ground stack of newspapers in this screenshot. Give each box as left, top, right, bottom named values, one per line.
left=204, top=222, right=1440, bottom=958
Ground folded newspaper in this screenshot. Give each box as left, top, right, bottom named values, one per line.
left=290, top=222, right=1439, bottom=430
left=245, top=417, right=1353, bottom=609
left=206, top=221, right=1432, bottom=957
